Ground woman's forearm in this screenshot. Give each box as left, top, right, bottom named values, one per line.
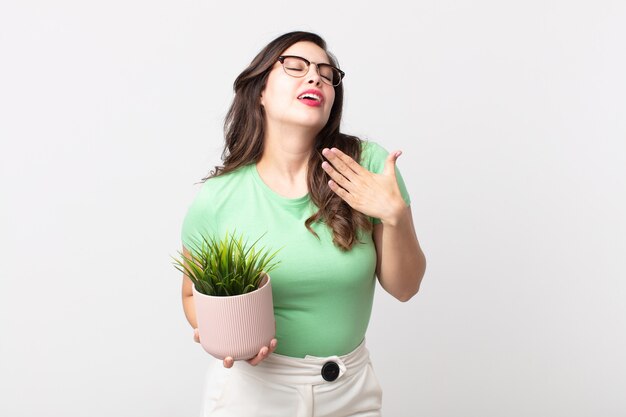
left=182, top=293, right=198, bottom=328
left=375, top=205, right=426, bottom=302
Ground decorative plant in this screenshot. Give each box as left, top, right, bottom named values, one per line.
left=173, top=231, right=281, bottom=297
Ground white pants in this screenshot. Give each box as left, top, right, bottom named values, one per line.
left=200, top=339, right=383, bottom=417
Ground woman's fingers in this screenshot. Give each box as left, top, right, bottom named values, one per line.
left=223, top=356, right=234, bottom=368
left=321, top=148, right=362, bottom=180
left=321, top=147, right=406, bottom=220
left=250, top=347, right=269, bottom=366
left=246, top=338, right=278, bottom=367
left=197, top=328, right=277, bottom=368
left=219, top=339, right=278, bottom=368
left=321, top=161, right=354, bottom=192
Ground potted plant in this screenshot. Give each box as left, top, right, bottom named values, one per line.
left=173, top=231, right=281, bottom=360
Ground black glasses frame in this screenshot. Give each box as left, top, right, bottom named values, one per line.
left=277, top=55, right=345, bottom=87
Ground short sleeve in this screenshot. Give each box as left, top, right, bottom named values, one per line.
left=180, top=182, right=217, bottom=253
left=360, top=141, right=411, bottom=225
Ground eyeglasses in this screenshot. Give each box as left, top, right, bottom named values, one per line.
left=277, top=55, right=345, bottom=87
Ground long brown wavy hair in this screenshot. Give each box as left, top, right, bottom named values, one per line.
left=204, top=31, right=372, bottom=251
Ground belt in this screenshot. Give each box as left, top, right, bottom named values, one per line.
left=237, top=338, right=371, bottom=386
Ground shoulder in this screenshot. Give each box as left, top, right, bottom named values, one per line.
left=360, top=140, right=388, bottom=154
left=181, top=165, right=252, bottom=248
left=359, top=140, right=391, bottom=173
left=184, top=165, right=252, bottom=219
left=194, top=165, right=251, bottom=197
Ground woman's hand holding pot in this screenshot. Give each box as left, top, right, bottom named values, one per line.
left=193, top=329, right=278, bottom=368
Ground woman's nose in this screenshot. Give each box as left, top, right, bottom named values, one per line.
left=306, top=64, right=322, bottom=85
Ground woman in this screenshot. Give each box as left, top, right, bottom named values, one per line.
left=181, top=31, right=426, bottom=417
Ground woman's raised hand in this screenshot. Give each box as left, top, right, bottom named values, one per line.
left=193, top=329, right=278, bottom=369
left=321, top=147, right=406, bottom=225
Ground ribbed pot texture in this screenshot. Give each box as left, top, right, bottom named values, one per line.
left=192, top=275, right=275, bottom=360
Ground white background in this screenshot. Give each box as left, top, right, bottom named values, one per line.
left=1, top=1, right=625, bottom=416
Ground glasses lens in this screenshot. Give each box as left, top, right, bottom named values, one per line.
left=281, top=57, right=343, bottom=86
left=318, top=65, right=338, bottom=86
left=282, top=57, right=308, bottom=76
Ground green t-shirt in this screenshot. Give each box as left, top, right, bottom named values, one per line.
left=181, top=140, right=411, bottom=358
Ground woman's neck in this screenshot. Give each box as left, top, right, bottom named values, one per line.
left=255, top=128, right=316, bottom=198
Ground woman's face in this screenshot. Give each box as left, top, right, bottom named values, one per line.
left=260, top=41, right=336, bottom=135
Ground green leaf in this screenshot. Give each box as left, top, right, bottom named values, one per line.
left=171, top=230, right=282, bottom=296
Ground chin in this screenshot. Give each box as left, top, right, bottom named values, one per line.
left=296, top=114, right=330, bottom=129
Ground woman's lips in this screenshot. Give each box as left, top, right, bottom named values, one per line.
left=297, top=89, right=324, bottom=107
left=298, top=98, right=322, bottom=107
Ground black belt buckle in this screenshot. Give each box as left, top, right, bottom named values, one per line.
left=321, top=361, right=340, bottom=381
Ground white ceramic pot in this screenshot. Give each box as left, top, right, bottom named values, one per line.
left=192, top=275, right=275, bottom=360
